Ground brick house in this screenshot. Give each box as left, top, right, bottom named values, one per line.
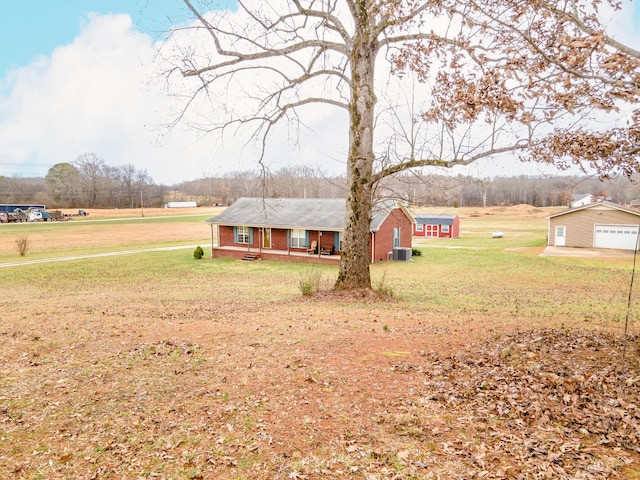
left=413, top=214, right=460, bottom=238
left=548, top=201, right=640, bottom=250
left=206, top=197, right=414, bottom=263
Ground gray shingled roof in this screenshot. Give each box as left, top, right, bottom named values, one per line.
left=206, top=197, right=407, bottom=231
left=571, top=193, right=592, bottom=201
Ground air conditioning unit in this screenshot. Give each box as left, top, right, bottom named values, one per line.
left=392, top=247, right=412, bottom=261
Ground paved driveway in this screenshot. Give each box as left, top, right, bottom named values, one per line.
left=540, top=246, right=635, bottom=258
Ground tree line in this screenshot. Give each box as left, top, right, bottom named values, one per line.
left=2, top=156, right=639, bottom=210
left=0, top=153, right=165, bottom=209
left=177, top=166, right=640, bottom=209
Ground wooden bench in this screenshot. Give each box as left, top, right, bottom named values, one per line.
left=320, top=246, right=334, bottom=255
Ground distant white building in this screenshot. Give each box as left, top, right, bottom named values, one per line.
left=162, top=201, right=198, bottom=208
left=570, top=194, right=593, bottom=208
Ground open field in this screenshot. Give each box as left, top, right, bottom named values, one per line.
left=0, top=207, right=221, bottom=258
left=1, top=206, right=639, bottom=479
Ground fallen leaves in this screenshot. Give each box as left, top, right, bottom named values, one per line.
left=385, top=329, right=640, bottom=478
left=2, top=295, right=639, bottom=479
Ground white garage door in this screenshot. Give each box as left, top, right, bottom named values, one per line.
left=594, top=225, right=640, bottom=250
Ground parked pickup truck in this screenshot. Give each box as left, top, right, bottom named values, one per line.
left=27, top=210, right=69, bottom=222
left=27, top=210, right=51, bottom=222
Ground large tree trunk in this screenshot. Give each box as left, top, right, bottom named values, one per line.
left=335, top=8, right=376, bottom=290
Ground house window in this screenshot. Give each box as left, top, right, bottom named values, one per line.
left=416, top=224, right=424, bottom=232
left=442, top=225, right=450, bottom=233
left=339, top=231, right=344, bottom=250
left=290, top=229, right=306, bottom=248
left=237, top=226, right=250, bottom=244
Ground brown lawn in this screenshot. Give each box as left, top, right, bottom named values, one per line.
left=0, top=206, right=638, bottom=479
left=0, top=207, right=218, bottom=254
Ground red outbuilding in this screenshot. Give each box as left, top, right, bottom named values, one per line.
left=413, top=214, right=460, bottom=238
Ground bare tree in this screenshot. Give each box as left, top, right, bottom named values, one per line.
left=73, top=153, right=108, bottom=208
left=425, top=0, right=640, bottom=179
left=116, top=164, right=137, bottom=208
left=164, top=0, right=639, bottom=289
left=117, top=164, right=152, bottom=208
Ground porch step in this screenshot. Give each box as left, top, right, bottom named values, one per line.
left=241, top=253, right=260, bottom=261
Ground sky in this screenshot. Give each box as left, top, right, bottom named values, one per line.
left=0, top=0, right=241, bottom=185
left=0, top=1, right=639, bottom=185
left=0, top=1, right=197, bottom=77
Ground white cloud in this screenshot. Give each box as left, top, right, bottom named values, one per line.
left=0, top=9, right=350, bottom=184
left=0, top=13, right=255, bottom=184
left=1, top=3, right=638, bottom=185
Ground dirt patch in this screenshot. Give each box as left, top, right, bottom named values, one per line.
left=1, top=291, right=638, bottom=479
left=59, top=207, right=218, bottom=219
left=313, top=288, right=395, bottom=302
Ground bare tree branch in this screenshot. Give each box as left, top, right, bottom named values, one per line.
left=163, top=0, right=640, bottom=290
left=371, top=142, right=531, bottom=185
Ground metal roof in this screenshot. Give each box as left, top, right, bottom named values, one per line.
left=414, top=213, right=457, bottom=225
left=206, top=197, right=411, bottom=231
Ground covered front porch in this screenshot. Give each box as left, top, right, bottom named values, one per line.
left=210, top=245, right=341, bottom=263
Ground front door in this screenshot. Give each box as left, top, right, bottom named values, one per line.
left=555, top=226, right=566, bottom=246
left=263, top=228, right=271, bottom=249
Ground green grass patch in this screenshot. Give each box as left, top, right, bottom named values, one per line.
left=370, top=246, right=634, bottom=325
left=1, top=207, right=637, bottom=331
left=2, top=244, right=634, bottom=330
